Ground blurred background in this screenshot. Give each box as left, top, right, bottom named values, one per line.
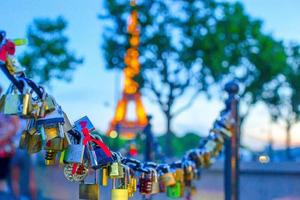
left=0, top=0, right=300, bottom=199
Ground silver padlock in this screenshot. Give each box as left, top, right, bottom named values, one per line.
left=64, top=132, right=85, bottom=163
left=86, top=141, right=99, bottom=169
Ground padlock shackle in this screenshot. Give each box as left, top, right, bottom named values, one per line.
left=170, top=160, right=182, bottom=169
left=23, top=77, right=43, bottom=98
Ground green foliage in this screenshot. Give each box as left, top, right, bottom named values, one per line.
left=101, top=134, right=127, bottom=151
left=19, top=16, right=83, bottom=85
left=100, top=130, right=202, bottom=158
left=101, top=0, right=287, bottom=122
left=266, top=43, right=300, bottom=123
left=157, top=132, right=202, bottom=157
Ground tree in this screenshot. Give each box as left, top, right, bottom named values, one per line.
left=101, top=0, right=287, bottom=156
left=19, top=16, right=83, bottom=85
left=265, top=43, right=300, bottom=160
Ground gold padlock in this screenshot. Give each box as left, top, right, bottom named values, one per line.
left=100, top=166, right=108, bottom=186
left=27, top=133, right=42, bottom=154
left=183, top=162, right=195, bottom=182
left=109, top=162, right=124, bottom=179
left=45, top=150, right=57, bottom=165
left=44, top=126, right=60, bottom=141
left=131, top=177, right=137, bottom=193
left=160, top=172, right=176, bottom=187
left=21, top=79, right=33, bottom=118
left=38, top=91, right=56, bottom=118
left=128, top=176, right=137, bottom=197
left=203, top=150, right=212, bottom=167
left=111, top=188, right=128, bottom=200
left=19, top=131, right=28, bottom=149
left=111, top=169, right=128, bottom=200
left=124, top=166, right=135, bottom=198
left=44, top=137, right=64, bottom=152
left=79, top=183, right=99, bottom=200
left=5, top=54, right=25, bottom=75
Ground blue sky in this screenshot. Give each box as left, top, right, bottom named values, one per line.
left=0, top=0, right=299, bottom=151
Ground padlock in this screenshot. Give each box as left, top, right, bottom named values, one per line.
left=196, top=148, right=212, bottom=168
left=6, top=54, right=25, bottom=75
left=45, top=150, right=57, bottom=165
left=129, top=176, right=137, bottom=197
left=109, top=162, right=124, bottom=179
left=170, top=169, right=185, bottom=197
left=186, top=150, right=203, bottom=168
left=79, top=170, right=99, bottom=200
left=20, top=78, right=33, bottom=118
left=0, top=93, right=5, bottom=112
left=159, top=165, right=176, bottom=188
left=111, top=169, right=128, bottom=200
left=36, top=106, right=65, bottom=130
left=23, top=120, right=43, bottom=154
left=167, top=182, right=181, bottom=198
left=64, top=160, right=89, bottom=182
left=139, top=170, right=152, bottom=195
left=74, top=116, right=95, bottom=133
left=43, top=126, right=60, bottom=141
left=19, top=130, right=28, bottom=149
left=19, top=120, right=35, bottom=150
left=37, top=89, right=57, bottom=118
left=44, top=136, right=64, bottom=152
left=2, top=84, right=23, bottom=115
left=209, top=133, right=224, bottom=157
left=79, top=183, right=99, bottom=200
left=93, top=145, right=114, bottom=167
left=123, top=165, right=135, bottom=198
left=100, top=166, right=108, bottom=186
left=64, top=132, right=85, bottom=163
left=86, top=139, right=113, bottom=169
left=86, top=141, right=99, bottom=168
left=63, top=111, right=73, bottom=133
left=27, top=133, right=43, bottom=154
left=183, top=160, right=195, bottom=184
left=150, top=169, right=160, bottom=194
left=36, top=107, right=65, bottom=147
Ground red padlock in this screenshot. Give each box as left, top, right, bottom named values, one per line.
left=139, top=171, right=153, bottom=195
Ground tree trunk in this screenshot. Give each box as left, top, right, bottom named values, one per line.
left=286, top=122, right=292, bottom=161
left=165, top=111, right=173, bottom=157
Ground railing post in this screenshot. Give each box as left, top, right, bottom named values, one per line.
left=224, top=81, right=240, bottom=200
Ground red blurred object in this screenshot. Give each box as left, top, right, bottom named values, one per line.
left=129, top=145, right=138, bottom=157
left=0, top=40, right=16, bottom=63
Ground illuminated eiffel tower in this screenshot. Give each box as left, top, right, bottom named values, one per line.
left=107, top=0, right=148, bottom=140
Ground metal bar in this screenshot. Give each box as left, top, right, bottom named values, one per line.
left=224, top=81, right=240, bottom=200
left=0, top=63, right=23, bottom=92
left=224, top=137, right=232, bottom=200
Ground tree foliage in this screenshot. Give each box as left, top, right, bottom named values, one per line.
left=101, top=0, right=288, bottom=155
left=19, top=16, right=83, bottom=85
left=264, top=43, right=300, bottom=159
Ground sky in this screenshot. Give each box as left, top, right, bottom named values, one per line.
left=0, top=0, right=300, bottom=151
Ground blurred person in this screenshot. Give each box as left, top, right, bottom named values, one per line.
left=10, top=119, right=37, bottom=200
left=0, top=86, right=20, bottom=199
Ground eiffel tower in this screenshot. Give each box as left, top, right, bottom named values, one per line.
left=107, top=0, right=148, bottom=140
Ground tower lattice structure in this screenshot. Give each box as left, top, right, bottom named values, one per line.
left=107, top=0, right=148, bottom=140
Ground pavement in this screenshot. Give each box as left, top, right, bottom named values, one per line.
left=35, top=165, right=223, bottom=200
